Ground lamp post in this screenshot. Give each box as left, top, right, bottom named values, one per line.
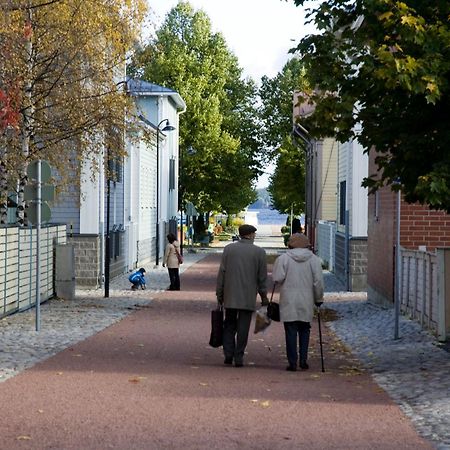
left=292, top=123, right=313, bottom=239
left=179, top=146, right=196, bottom=255
left=155, top=119, right=175, bottom=266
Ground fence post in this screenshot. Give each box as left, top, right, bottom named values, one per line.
left=437, top=247, right=450, bottom=342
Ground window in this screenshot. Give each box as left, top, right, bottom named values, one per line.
left=169, top=158, right=175, bottom=190
left=339, top=180, right=346, bottom=225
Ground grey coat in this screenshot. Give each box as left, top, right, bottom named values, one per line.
left=272, top=248, right=324, bottom=323
left=216, top=239, right=268, bottom=311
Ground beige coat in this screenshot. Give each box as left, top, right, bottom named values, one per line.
left=216, top=239, right=268, bottom=311
left=164, top=240, right=180, bottom=269
left=272, top=248, right=324, bottom=323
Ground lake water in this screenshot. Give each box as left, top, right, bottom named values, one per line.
left=250, top=208, right=289, bottom=225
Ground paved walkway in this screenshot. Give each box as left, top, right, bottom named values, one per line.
left=0, top=250, right=448, bottom=449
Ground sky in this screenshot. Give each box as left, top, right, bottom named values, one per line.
left=145, top=0, right=317, bottom=187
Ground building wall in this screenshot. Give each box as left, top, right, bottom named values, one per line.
left=400, top=203, right=450, bottom=250
left=367, top=184, right=396, bottom=307
left=334, top=233, right=346, bottom=282
left=367, top=150, right=450, bottom=306
left=350, top=140, right=368, bottom=237
left=51, top=186, right=80, bottom=234
left=318, top=138, right=338, bottom=222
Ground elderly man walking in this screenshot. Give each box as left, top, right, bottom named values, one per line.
left=216, top=224, right=268, bottom=367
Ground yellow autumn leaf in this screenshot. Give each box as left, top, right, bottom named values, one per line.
left=17, top=436, right=32, bottom=441
left=379, top=11, right=393, bottom=21
left=260, top=401, right=271, bottom=408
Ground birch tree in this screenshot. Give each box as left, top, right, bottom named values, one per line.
left=0, top=0, right=147, bottom=223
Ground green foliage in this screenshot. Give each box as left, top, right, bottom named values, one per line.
left=267, top=136, right=305, bottom=214
left=129, top=2, right=261, bottom=214
left=291, top=0, right=450, bottom=212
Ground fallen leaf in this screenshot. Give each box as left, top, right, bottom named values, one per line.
left=17, top=436, right=31, bottom=441
left=56, top=372, right=63, bottom=376
left=260, top=401, right=271, bottom=408
left=190, top=366, right=199, bottom=369
left=199, top=382, right=208, bottom=386
left=37, top=409, right=44, bottom=414
left=250, top=399, right=259, bottom=403
left=128, top=376, right=147, bottom=383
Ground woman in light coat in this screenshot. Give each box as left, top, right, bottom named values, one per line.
left=163, top=233, right=181, bottom=290
left=272, top=233, right=324, bottom=371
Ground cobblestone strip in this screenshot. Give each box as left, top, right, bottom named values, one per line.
left=327, top=300, right=450, bottom=450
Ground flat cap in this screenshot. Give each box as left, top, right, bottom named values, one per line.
left=238, top=224, right=257, bottom=236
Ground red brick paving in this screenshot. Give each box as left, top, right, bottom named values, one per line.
left=0, top=254, right=432, bottom=449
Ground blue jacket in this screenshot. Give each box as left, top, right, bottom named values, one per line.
left=129, top=271, right=146, bottom=286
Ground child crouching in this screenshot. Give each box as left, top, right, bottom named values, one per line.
left=129, top=268, right=146, bottom=290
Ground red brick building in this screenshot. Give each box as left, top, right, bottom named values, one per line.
left=367, top=153, right=450, bottom=307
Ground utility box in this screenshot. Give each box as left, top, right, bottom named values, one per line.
left=55, top=244, right=75, bottom=300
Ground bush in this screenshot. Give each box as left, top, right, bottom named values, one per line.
left=232, top=217, right=245, bottom=228
left=281, top=225, right=290, bottom=234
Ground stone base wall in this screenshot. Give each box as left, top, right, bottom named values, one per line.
left=68, top=235, right=101, bottom=289
left=349, top=237, right=368, bottom=292
left=334, top=233, right=368, bottom=292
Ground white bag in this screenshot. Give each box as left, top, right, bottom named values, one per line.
left=254, top=306, right=271, bottom=334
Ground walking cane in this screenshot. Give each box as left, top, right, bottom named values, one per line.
left=317, top=305, right=325, bottom=372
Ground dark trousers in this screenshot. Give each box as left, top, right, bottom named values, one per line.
left=284, top=321, right=311, bottom=367
left=168, top=268, right=180, bottom=290
left=223, top=308, right=253, bottom=364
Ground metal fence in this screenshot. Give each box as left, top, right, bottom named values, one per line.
left=400, top=249, right=438, bottom=333
left=0, top=225, right=66, bottom=318
left=316, top=220, right=336, bottom=271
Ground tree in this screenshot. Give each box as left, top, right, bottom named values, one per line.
left=259, top=58, right=307, bottom=215
left=0, top=0, right=146, bottom=224
left=129, top=1, right=260, bottom=214
left=268, top=139, right=305, bottom=215
left=291, top=0, right=450, bottom=212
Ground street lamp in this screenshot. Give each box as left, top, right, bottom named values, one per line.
left=179, top=146, right=196, bottom=255
left=292, top=123, right=313, bottom=239
left=156, top=119, right=175, bottom=266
